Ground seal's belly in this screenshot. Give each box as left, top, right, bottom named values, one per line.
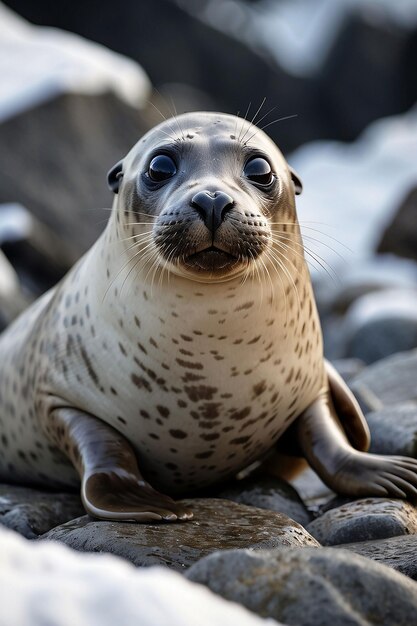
left=118, top=361, right=323, bottom=493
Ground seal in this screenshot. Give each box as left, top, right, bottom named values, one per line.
left=1, top=111, right=417, bottom=522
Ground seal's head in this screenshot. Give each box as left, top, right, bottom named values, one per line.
left=107, top=112, right=302, bottom=282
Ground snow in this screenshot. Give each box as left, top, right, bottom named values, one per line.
left=187, top=0, right=417, bottom=77
left=0, top=526, right=281, bottom=626
left=289, top=107, right=417, bottom=278
left=0, top=3, right=151, bottom=124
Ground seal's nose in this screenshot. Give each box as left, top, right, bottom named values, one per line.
left=191, top=190, right=234, bottom=233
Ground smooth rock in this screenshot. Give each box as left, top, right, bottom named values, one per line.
left=340, top=534, right=417, bottom=581
left=378, top=185, right=417, bottom=262
left=216, top=475, right=312, bottom=526
left=350, top=349, right=417, bottom=412
left=186, top=546, right=417, bottom=626
left=0, top=483, right=84, bottom=539
left=0, top=526, right=281, bottom=626
left=306, top=498, right=417, bottom=546
left=42, top=498, right=319, bottom=571
left=343, top=288, right=417, bottom=364
left=367, top=404, right=417, bottom=457
left=331, top=358, right=365, bottom=383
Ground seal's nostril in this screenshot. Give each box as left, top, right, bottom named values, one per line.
left=191, top=190, right=234, bottom=233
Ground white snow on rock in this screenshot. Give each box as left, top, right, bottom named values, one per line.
left=185, top=0, right=417, bottom=76
left=0, top=2, right=151, bottom=123
left=289, top=107, right=417, bottom=278
left=0, top=526, right=281, bottom=626
left=254, top=0, right=417, bottom=76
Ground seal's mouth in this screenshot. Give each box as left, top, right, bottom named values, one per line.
left=185, top=246, right=239, bottom=272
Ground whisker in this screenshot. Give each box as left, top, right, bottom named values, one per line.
left=245, top=114, right=298, bottom=144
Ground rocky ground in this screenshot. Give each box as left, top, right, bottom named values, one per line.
left=1, top=350, right=417, bottom=624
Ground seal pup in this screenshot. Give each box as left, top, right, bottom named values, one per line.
left=1, top=112, right=417, bottom=522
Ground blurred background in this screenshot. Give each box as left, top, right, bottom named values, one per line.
left=0, top=0, right=416, bottom=369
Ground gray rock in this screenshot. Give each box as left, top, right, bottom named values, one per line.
left=341, top=534, right=417, bottom=581
left=186, top=546, right=417, bottom=626
left=367, top=404, right=417, bottom=457
left=330, top=358, right=365, bottom=383
left=378, top=186, right=417, bottom=263
left=350, top=349, right=417, bottom=413
left=289, top=467, right=336, bottom=511
left=216, top=475, right=312, bottom=526
left=343, top=289, right=417, bottom=364
left=0, top=483, right=84, bottom=538
left=306, top=498, right=417, bottom=545
left=41, top=498, right=319, bottom=571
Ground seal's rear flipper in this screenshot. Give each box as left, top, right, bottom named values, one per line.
left=325, top=359, right=370, bottom=452
left=46, top=408, right=193, bottom=522
left=297, top=391, right=417, bottom=499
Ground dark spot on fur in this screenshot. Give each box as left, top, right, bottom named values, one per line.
left=195, top=451, right=214, bottom=459
left=169, top=429, right=188, bottom=439
left=131, top=373, right=152, bottom=392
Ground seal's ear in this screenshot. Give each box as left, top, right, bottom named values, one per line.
left=289, top=166, right=303, bottom=196
left=107, top=160, right=124, bottom=194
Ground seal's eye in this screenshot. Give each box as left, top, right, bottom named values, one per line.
left=244, top=157, right=273, bottom=186
left=148, top=154, right=177, bottom=182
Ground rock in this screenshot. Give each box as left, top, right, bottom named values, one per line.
left=306, top=498, right=417, bottom=546
left=0, top=247, right=29, bottom=328
left=289, top=467, right=335, bottom=512
left=340, top=534, right=417, bottom=581
left=317, top=7, right=417, bottom=143
left=1, top=203, right=75, bottom=297
left=42, top=498, right=319, bottom=571
left=367, top=404, right=417, bottom=457
left=342, top=288, right=417, bottom=364
left=350, top=349, right=417, bottom=413
left=0, top=5, right=151, bottom=269
left=0, top=483, right=84, bottom=539
left=186, top=546, right=417, bottom=626
left=331, top=358, right=365, bottom=383
left=1, top=0, right=315, bottom=154
left=216, top=475, right=312, bottom=526
left=378, top=186, right=417, bottom=262
left=0, top=526, right=280, bottom=626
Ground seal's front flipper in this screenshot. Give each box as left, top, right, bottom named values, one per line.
left=297, top=391, right=417, bottom=499
left=325, top=359, right=370, bottom=452
left=47, top=408, right=193, bottom=522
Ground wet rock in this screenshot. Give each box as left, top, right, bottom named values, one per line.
left=0, top=483, right=84, bottom=539
left=42, top=498, right=319, bottom=571
left=350, top=349, right=417, bottom=413
left=367, top=404, right=417, bottom=457
left=343, top=289, right=417, bottom=364
left=1, top=526, right=280, bottom=626
left=340, top=534, right=417, bottom=581
left=378, top=186, right=417, bottom=262
left=216, top=475, right=312, bottom=526
left=186, top=546, right=417, bottom=626
left=306, top=498, right=417, bottom=546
